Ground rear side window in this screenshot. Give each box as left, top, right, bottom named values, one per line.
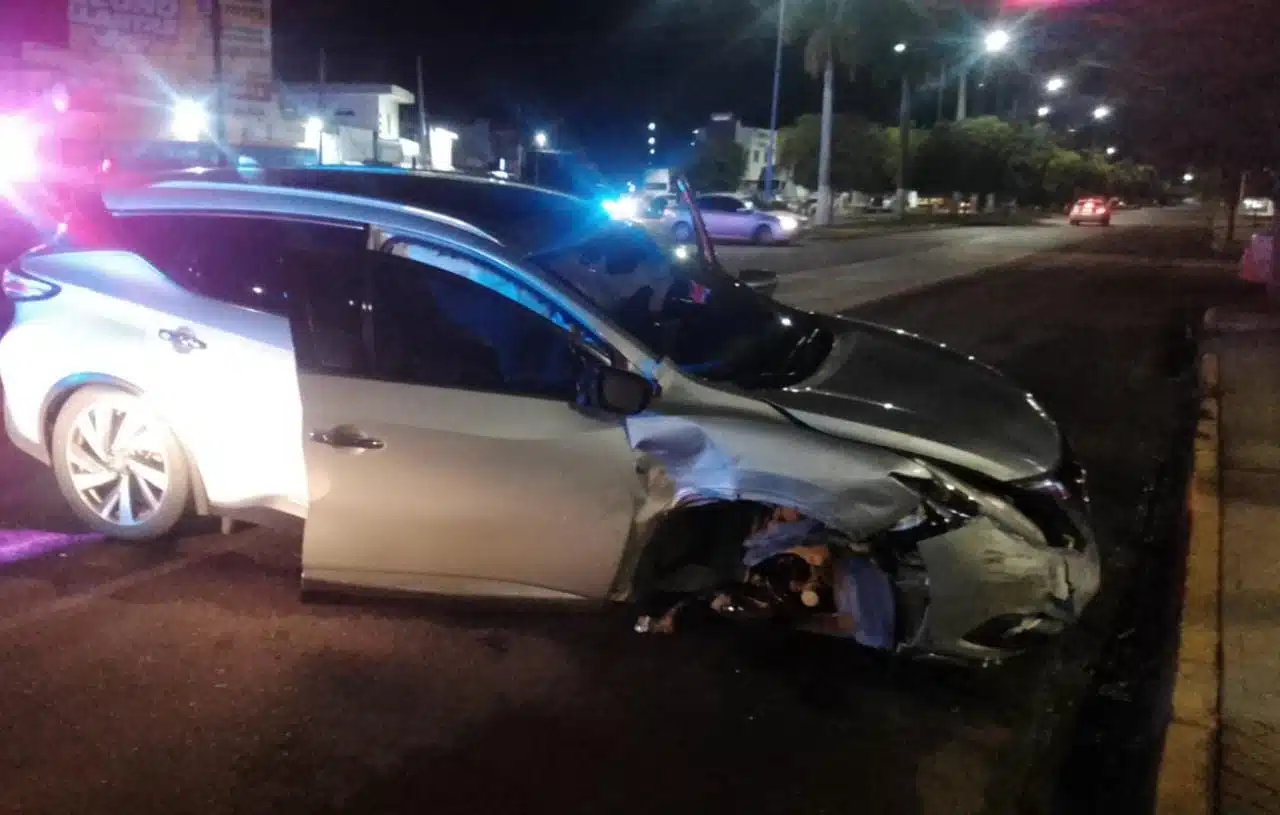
left=111, top=214, right=366, bottom=317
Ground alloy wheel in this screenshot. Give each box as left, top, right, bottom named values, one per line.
left=64, top=401, right=170, bottom=527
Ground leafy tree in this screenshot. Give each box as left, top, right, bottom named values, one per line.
left=682, top=138, right=747, bottom=194
left=780, top=114, right=892, bottom=193
left=912, top=123, right=963, bottom=195
left=1043, top=148, right=1087, bottom=205
left=778, top=0, right=926, bottom=224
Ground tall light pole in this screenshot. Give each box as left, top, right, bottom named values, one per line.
left=958, top=28, right=1009, bottom=121
left=210, top=0, right=226, bottom=162
left=763, top=0, right=786, bottom=202
left=894, top=43, right=910, bottom=219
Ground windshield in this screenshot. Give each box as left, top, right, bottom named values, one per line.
left=527, top=215, right=829, bottom=389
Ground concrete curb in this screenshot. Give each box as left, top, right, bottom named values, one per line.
left=1154, top=350, right=1222, bottom=815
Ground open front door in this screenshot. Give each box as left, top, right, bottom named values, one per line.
left=298, top=375, right=639, bottom=600
left=295, top=243, right=641, bottom=601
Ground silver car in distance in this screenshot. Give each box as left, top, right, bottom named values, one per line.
left=0, top=169, right=1100, bottom=663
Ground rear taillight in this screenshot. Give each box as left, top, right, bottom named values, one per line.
left=1, top=267, right=60, bottom=301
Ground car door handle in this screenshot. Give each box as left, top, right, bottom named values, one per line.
left=159, top=327, right=207, bottom=353
left=310, top=427, right=385, bottom=450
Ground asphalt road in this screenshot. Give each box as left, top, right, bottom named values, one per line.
left=0, top=209, right=1260, bottom=815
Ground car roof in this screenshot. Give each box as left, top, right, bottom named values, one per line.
left=99, top=167, right=616, bottom=253
left=103, top=166, right=606, bottom=255
left=101, top=178, right=507, bottom=253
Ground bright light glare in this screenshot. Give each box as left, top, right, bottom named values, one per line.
left=893, top=42, right=906, bottom=53
left=648, top=122, right=657, bottom=131
left=534, top=130, right=548, bottom=148
left=171, top=98, right=209, bottom=142
left=647, top=136, right=656, bottom=145
left=1183, top=172, right=1195, bottom=183
left=673, top=245, right=691, bottom=261
left=0, top=116, right=40, bottom=182
left=602, top=196, right=639, bottom=221
left=1037, top=105, right=1051, bottom=117
left=984, top=29, right=1011, bottom=53
left=777, top=215, right=799, bottom=231
left=1092, top=105, right=1112, bottom=120
left=51, top=84, right=70, bottom=113
left=1045, top=76, right=1066, bottom=93
left=649, top=147, right=655, bottom=155
left=1105, top=146, right=1117, bottom=155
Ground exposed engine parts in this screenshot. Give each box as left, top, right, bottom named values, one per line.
left=633, top=505, right=898, bottom=649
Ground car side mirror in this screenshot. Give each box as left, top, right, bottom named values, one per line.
left=737, top=268, right=778, bottom=297
left=585, top=367, right=654, bottom=415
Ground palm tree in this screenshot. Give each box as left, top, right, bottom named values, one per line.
left=784, top=0, right=859, bottom=226
left=782, top=0, right=950, bottom=225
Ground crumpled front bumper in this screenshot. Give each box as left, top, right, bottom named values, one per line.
left=903, top=509, right=1102, bottom=663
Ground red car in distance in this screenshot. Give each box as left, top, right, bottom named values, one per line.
left=1068, top=196, right=1112, bottom=227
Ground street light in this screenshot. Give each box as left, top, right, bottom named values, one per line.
left=1045, top=76, right=1066, bottom=94
left=647, top=136, right=656, bottom=146
left=534, top=130, right=548, bottom=149
left=647, top=121, right=656, bottom=131
left=171, top=98, right=209, bottom=142
left=1183, top=172, right=1195, bottom=183
left=1092, top=105, right=1112, bottom=120
left=984, top=28, right=1011, bottom=54
left=893, top=42, right=906, bottom=53
left=1037, top=105, right=1051, bottom=118
left=649, top=147, right=656, bottom=155
left=1105, top=146, right=1117, bottom=156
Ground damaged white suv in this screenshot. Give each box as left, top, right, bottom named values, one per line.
left=0, top=169, right=1100, bottom=663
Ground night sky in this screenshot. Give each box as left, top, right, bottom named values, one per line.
left=1, top=0, right=1100, bottom=175
left=271, top=0, right=871, bottom=174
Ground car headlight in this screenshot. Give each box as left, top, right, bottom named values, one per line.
left=776, top=215, right=799, bottom=231
left=890, top=472, right=982, bottom=529
left=602, top=196, right=638, bottom=221
left=884, top=464, right=1045, bottom=548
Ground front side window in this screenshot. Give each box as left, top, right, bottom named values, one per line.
left=367, top=248, right=586, bottom=399
left=528, top=221, right=829, bottom=389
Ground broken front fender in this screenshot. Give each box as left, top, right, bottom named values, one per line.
left=624, top=414, right=926, bottom=535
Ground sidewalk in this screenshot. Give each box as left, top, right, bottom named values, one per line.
left=1217, top=311, right=1280, bottom=814
left=1157, top=305, right=1280, bottom=814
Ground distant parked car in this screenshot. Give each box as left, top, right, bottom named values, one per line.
left=667, top=193, right=803, bottom=245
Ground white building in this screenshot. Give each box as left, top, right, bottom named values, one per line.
left=279, top=83, right=429, bottom=168
left=699, top=112, right=795, bottom=197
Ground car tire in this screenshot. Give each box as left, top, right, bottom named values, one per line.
left=1101, top=219, right=1111, bottom=227
left=752, top=225, right=775, bottom=245
left=50, top=386, right=192, bottom=541
left=1069, top=220, right=1080, bottom=226
left=671, top=222, right=694, bottom=243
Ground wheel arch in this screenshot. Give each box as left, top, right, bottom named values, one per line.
left=40, top=373, right=212, bottom=516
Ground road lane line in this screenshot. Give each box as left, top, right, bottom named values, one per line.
left=0, top=528, right=276, bottom=637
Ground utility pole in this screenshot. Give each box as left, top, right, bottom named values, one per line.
left=956, top=66, right=968, bottom=121
left=317, top=48, right=327, bottom=165
left=416, top=54, right=430, bottom=170
left=762, top=0, right=786, bottom=202
left=936, top=65, right=945, bottom=124
left=210, top=0, right=227, bottom=162
left=895, top=73, right=910, bottom=218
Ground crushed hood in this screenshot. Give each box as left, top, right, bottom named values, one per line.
left=765, top=317, right=1060, bottom=482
